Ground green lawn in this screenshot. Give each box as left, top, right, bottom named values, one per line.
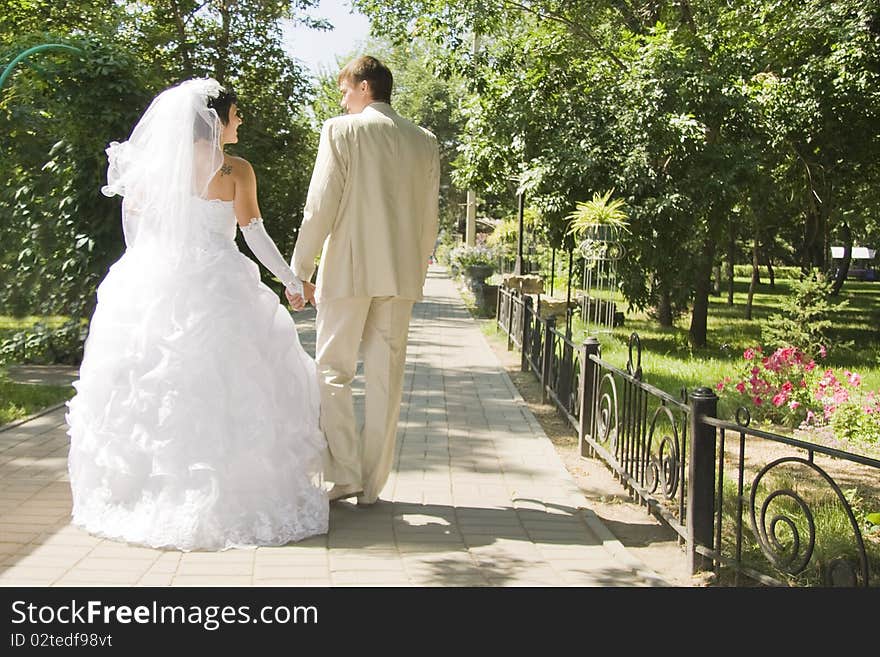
left=0, top=369, right=74, bottom=426
left=0, top=316, right=77, bottom=424
left=561, top=278, right=880, bottom=419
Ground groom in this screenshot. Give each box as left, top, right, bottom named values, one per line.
left=289, top=55, right=440, bottom=505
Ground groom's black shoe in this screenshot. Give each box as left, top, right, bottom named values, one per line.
left=328, top=483, right=364, bottom=502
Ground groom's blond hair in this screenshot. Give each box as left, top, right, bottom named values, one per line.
left=338, top=56, right=393, bottom=104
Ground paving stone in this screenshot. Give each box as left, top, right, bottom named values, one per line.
left=0, top=266, right=665, bottom=587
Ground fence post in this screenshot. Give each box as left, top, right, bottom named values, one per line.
left=579, top=337, right=600, bottom=457
left=506, top=289, right=515, bottom=351
left=687, top=386, right=718, bottom=575
left=496, top=284, right=502, bottom=327
left=522, top=295, right=533, bottom=372
left=541, top=315, right=555, bottom=404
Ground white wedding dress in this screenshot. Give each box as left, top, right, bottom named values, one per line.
left=66, top=197, right=329, bottom=551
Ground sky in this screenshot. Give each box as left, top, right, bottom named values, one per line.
left=281, top=1, right=372, bottom=78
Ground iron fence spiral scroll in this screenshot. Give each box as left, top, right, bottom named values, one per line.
left=626, top=332, right=642, bottom=380
left=545, top=325, right=581, bottom=422
left=749, top=457, right=870, bottom=586
left=510, top=293, right=524, bottom=350
left=566, top=347, right=582, bottom=421
left=548, top=328, right=559, bottom=376
left=645, top=405, right=681, bottom=499
left=596, top=373, right=619, bottom=453
left=500, top=287, right=876, bottom=586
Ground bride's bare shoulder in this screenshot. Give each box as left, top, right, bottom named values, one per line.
left=222, top=155, right=255, bottom=180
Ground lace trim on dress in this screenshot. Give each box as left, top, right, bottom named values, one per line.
left=241, top=217, right=264, bottom=231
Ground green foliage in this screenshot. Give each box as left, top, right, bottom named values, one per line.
left=830, top=401, right=880, bottom=447
left=566, top=190, right=630, bottom=238
left=760, top=270, right=849, bottom=358
left=354, top=0, right=880, bottom=348
left=0, top=318, right=87, bottom=365
left=1, top=34, right=147, bottom=320
left=732, top=265, right=803, bottom=280
left=1, top=2, right=320, bottom=329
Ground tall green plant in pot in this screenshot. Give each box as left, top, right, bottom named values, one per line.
left=566, top=189, right=631, bottom=240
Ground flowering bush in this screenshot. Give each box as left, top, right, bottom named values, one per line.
left=718, top=345, right=822, bottom=427
left=448, top=243, right=496, bottom=271
left=829, top=393, right=880, bottom=447
left=717, top=345, right=880, bottom=446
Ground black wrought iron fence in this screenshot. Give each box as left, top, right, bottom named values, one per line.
left=699, top=413, right=880, bottom=587
left=495, top=285, right=880, bottom=586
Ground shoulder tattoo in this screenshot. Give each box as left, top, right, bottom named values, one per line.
left=220, top=163, right=233, bottom=176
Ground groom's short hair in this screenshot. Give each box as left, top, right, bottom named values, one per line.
left=338, top=56, right=393, bottom=103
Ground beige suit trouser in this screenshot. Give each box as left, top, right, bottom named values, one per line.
left=314, top=296, right=414, bottom=502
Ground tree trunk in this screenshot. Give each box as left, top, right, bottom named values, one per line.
left=215, top=1, right=231, bottom=84
left=689, top=238, right=715, bottom=348
left=767, top=259, right=775, bottom=288
left=711, top=262, right=721, bottom=296
left=801, top=188, right=828, bottom=271
left=830, top=222, right=852, bottom=296
left=168, top=0, right=193, bottom=77
left=726, top=222, right=735, bottom=306
left=656, top=288, right=673, bottom=328
left=745, top=226, right=759, bottom=320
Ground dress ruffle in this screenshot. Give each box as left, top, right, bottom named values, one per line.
left=66, top=202, right=328, bottom=551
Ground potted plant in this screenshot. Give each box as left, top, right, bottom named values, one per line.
left=449, top=243, right=497, bottom=285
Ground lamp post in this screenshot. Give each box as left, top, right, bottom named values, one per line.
left=0, top=43, right=83, bottom=94
left=514, top=186, right=526, bottom=275
left=465, top=29, right=480, bottom=247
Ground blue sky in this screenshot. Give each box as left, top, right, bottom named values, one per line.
left=282, top=1, right=372, bottom=78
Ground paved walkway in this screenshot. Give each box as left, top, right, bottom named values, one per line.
left=0, top=266, right=667, bottom=587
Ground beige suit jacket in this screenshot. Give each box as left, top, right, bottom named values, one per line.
left=292, top=102, right=440, bottom=303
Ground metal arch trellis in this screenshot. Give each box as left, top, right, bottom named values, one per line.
left=578, top=222, right=625, bottom=335
left=0, top=43, right=84, bottom=95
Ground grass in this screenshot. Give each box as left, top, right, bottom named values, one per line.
left=470, top=271, right=880, bottom=400
left=474, top=266, right=880, bottom=586
left=0, top=316, right=78, bottom=425
left=0, top=369, right=74, bottom=426
left=716, top=472, right=880, bottom=587
left=558, top=278, right=880, bottom=418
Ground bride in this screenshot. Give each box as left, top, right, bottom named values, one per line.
left=65, top=78, right=329, bottom=551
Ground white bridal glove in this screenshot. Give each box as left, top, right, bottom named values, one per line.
left=240, top=218, right=304, bottom=297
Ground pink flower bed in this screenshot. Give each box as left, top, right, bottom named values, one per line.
left=717, top=346, right=880, bottom=444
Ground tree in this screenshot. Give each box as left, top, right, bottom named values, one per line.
left=1, top=1, right=324, bottom=325
left=354, top=0, right=880, bottom=347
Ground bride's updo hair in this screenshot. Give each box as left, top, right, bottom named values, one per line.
left=208, top=86, right=238, bottom=125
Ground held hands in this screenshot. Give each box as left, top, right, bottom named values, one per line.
left=286, top=289, right=305, bottom=311
left=285, top=280, right=316, bottom=311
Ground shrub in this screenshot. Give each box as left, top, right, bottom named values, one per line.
left=718, top=346, right=880, bottom=447
left=0, top=318, right=87, bottom=366
left=760, top=270, right=848, bottom=359
left=830, top=400, right=880, bottom=447
left=718, top=345, right=824, bottom=427
left=732, top=265, right=802, bottom=280
left=448, top=243, right=497, bottom=271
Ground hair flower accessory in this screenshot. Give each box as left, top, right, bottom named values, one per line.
left=185, top=77, right=224, bottom=99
